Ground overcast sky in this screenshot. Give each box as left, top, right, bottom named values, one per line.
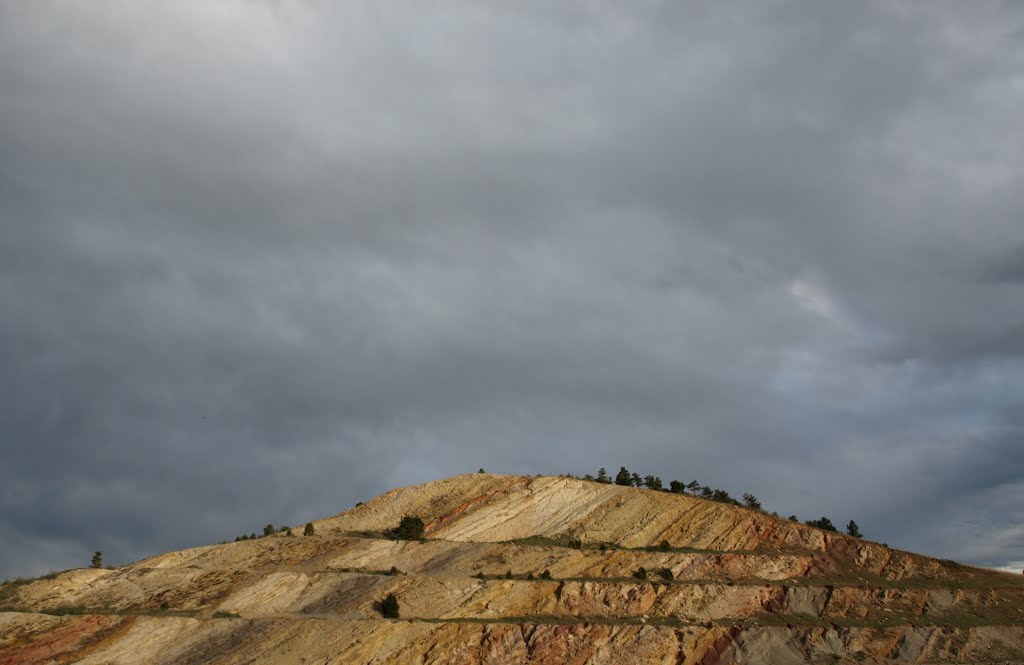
left=1, top=1, right=1023, bottom=578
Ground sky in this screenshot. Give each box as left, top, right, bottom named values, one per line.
left=1, top=1, right=1023, bottom=578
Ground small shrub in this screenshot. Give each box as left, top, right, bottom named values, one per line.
left=526, top=573, right=535, bottom=581
left=658, top=568, right=674, bottom=581
left=658, top=540, right=670, bottom=551
left=540, top=570, right=552, bottom=580
left=633, top=567, right=647, bottom=580
left=379, top=593, right=399, bottom=618
left=304, top=523, right=315, bottom=536
left=505, top=570, right=513, bottom=579
left=389, top=566, right=402, bottom=576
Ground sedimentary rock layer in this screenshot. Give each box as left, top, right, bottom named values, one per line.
left=2, top=474, right=1022, bottom=663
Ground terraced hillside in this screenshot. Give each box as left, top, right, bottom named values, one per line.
left=2, top=474, right=1023, bottom=664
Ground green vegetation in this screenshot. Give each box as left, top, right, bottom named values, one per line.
left=847, top=520, right=863, bottom=538
left=394, top=515, right=425, bottom=540
left=379, top=593, right=400, bottom=618
left=560, top=468, right=866, bottom=532
left=805, top=517, right=838, bottom=532
left=91, top=551, right=102, bottom=569
left=332, top=566, right=411, bottom=577
left=540, top=569, right=552, bottom=580
left=304, top=522, right=315, bottom=536
left=633, top=567, right=648, bottom=580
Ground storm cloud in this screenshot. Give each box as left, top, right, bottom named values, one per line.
left=2, top=1, right=1023, bottom=577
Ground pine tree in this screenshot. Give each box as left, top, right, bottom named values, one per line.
left=396, top=515, right=425, bottom=540
left=742, top=493, right=762, bottom=510
left=846, top=520, right=863, bottom=538
left=596, top=468, right=611, bottom=483
left=805, top=517, right=838, bottom=532
left=91, top=551, right=102, bottom=569
left=615, top=467, right=632, bottom=486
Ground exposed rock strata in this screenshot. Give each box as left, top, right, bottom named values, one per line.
left=2, top=474, right=1022, bottom=663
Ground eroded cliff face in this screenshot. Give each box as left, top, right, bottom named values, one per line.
left=2, top=474, right=1022, bottom=664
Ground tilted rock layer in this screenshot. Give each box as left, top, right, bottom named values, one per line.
left=2, top=474, right=1023, bottom=664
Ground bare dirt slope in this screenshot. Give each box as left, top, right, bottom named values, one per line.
left=2, top=473, right=1023, bottom=664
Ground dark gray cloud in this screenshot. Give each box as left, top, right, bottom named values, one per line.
left=2, top=1, right=1023, bottom=577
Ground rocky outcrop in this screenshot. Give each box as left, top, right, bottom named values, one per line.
left=2, top=473, right=1022, bottom=663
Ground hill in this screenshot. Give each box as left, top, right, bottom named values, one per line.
left=2, top=473, right=1023, bottom=663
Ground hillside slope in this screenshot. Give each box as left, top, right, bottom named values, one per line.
left=2, top=473, right=1023, bottom=664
